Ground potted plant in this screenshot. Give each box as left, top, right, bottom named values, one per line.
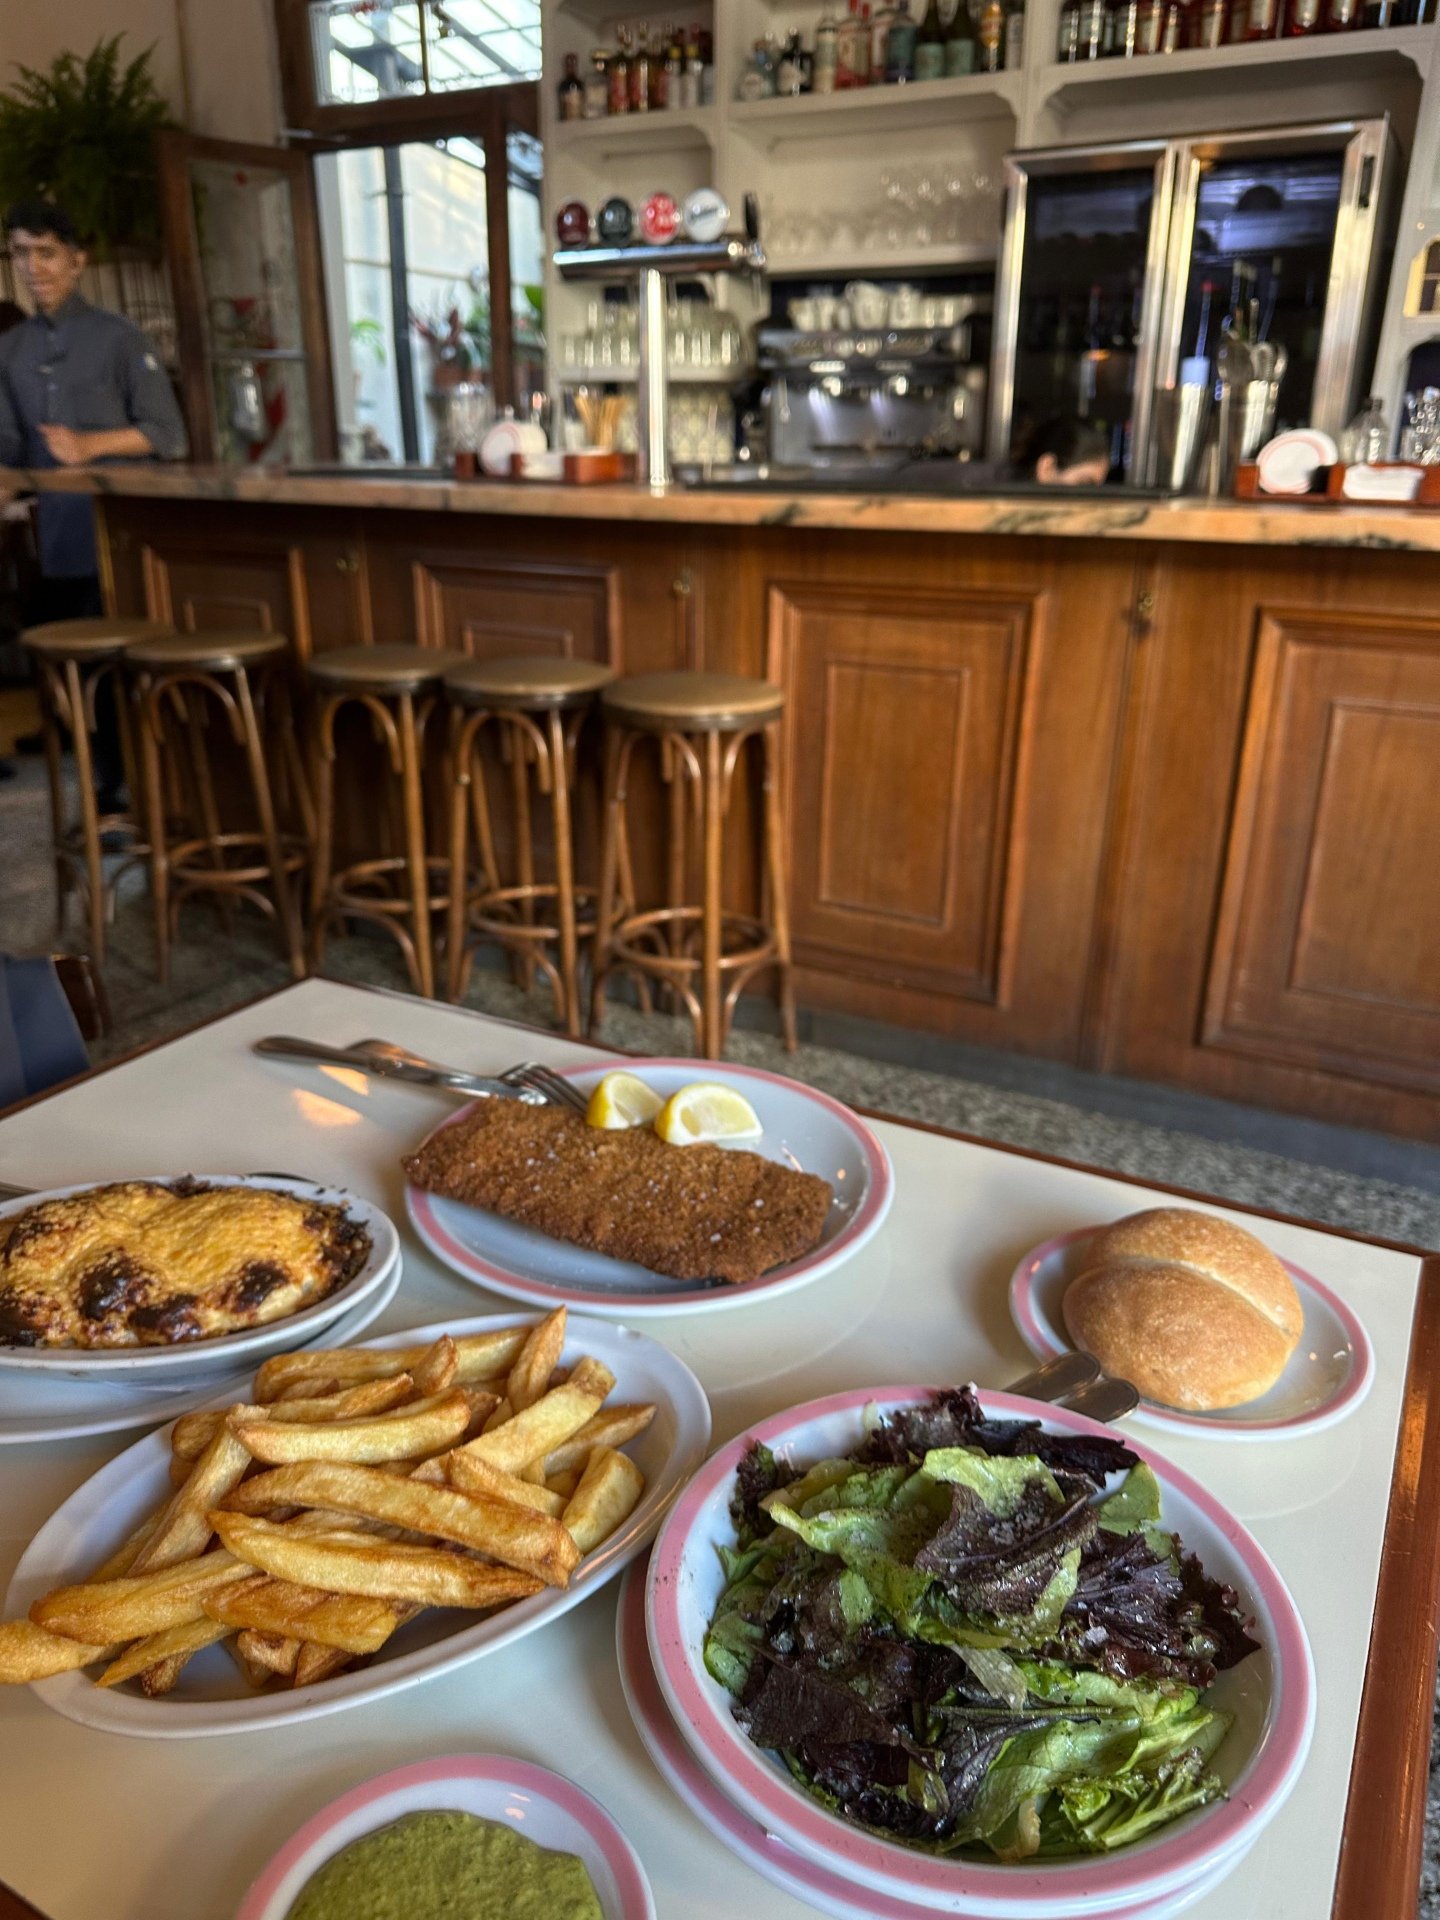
left=0, top=35, right=173, bottom=258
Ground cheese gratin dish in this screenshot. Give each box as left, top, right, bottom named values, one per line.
left=0, top=1181, right=372, bottom=1349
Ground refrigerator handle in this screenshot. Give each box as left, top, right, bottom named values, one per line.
left=1358, top=155, right=1376, bottom=210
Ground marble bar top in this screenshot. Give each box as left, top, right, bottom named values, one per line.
left=7, top=461, right=1440, bottom=553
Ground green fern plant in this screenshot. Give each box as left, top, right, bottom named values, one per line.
left=0, top=35, right=174, bottom=258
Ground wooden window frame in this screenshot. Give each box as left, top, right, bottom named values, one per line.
left=273, top=0, right=540, bottom=410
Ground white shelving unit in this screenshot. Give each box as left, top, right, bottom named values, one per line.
left=539, top=1, right=1440, bottom=425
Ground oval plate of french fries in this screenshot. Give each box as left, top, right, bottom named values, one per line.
left=0, top=1308, right=710, bottom=1735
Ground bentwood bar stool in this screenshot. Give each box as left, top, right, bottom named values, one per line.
left=306, top=644, right=462, bottom=999
left=442, top=655, right=615, bottom=1036
left=591, top=670, right=797, bottom=1058
left=126, top=630, right=308, bottom=983
left=23, top=616, right=173, bottom=968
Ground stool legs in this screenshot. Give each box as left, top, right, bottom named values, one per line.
left=397, top=691, right=436, bottom=1001
left=235, top=668, right=305, bottom=979
left=508, top=725, right=537, bottom=994
left=701, top=729, right=724, bottom=1060
left=57, top=658, right=108, bottom=968
left=136, top=677, right=172, bottom=986
left=547, top=710, right=582, bottom=1039
left=308, top=696, right=337, bottom=971
left=38, top=679, right=68, bottom=937
left=591, top=726, right=625, bottom=1033
left=180, top=688, right=234, bottom=934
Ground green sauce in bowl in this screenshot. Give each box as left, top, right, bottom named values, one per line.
left=286, top=1809, right=605, bottom=1920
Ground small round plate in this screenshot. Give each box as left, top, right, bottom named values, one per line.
left=235, top=1754, right=655, bottom=1920
left=0, top=1175, right=400, bottom=1382
left=615, top=1559, right=1249, bottom=1920
left=404, top=1059, right=893, bottom=1318
left=9, top=1313, right=709, bottom=1735
left=1009, top=1225, right=1374, bottom=1440
left=0, top=1258, right=401, bottom=1447
left=646, top=1386, right=1313, bottom=1919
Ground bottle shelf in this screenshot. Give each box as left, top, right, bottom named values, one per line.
left=768, top=240, right=1000, bottom=275
left=550, top=104, right=718, bottom=155
left=557, top=365, right=742, bottom=383
left=729, top=70, right=1025, bottom=146
left=1038, top=19, right=1435, bottom=104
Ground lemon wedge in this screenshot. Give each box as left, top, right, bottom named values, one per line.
left=654, top=1082, right=764, bottom=1146
left=586, top=1070, right=665, bottom=1131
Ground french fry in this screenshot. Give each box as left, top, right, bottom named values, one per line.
left=458, top=1388, right=502, bottom=1439
left=546, top=1468, right=581, bottom=1502
left=410, top=1336, right=458, bottom=1397
left=203, top=1575, right=400, bottom=1654
left=0, top=1620, right=114, bottom=1683
left=170, top=1378, right=415, bottom=1463
left=211, top=1514, right=546, bottom=1611
left=230, top=1637, right=276, bottom=1688
left=255, top=1329, right=528, bottom=1402
left=543, top=1404, right=656, bottom=1478
left=98, top=1618, right=231, bottom=1690
left=506, top=1308, right=566, bottom=1415
left=562, top=1447, right=646, bottom=1555
left=444, top=1451, right=566, bottom=1518
left=482, top=1398, right=513, bottom=1434
left=131, top=1414, right=258, bottom=1573
left=456, top=1358, right=615, bottom=1476
left=236, top=1629, right=300, bottom=1679
left=210, top=1464, right=580, bottom=1586
left=31, top=1551, right=247, bottom=1643
left=230, top=1391, right=471, bottom=1466
left=293, top=1641, right=354, bottom=1689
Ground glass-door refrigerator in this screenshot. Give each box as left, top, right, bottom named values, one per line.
left=989, top=119, right=1399, bottom=485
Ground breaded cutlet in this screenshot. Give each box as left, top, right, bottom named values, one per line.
left=403, top=1099, right=833, bottom=1285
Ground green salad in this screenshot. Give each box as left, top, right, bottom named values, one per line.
left=704, top=1388, right=1260, bottom=1862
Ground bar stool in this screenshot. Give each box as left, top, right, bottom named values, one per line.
left=127, top=630, right=307, bottom=984
left=24, top=617, right=173, bottom=967
left=443, top=655, right=615, bottom=1036
left=306, top=644, right=462, bottom=999
left=591, top=670, right=796, bottom=1058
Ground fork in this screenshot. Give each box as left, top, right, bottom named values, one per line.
left=499, top=1060, right=589, bottom=1115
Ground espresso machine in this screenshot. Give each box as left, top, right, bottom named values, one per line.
left=755, top=300, right=989, bottom=478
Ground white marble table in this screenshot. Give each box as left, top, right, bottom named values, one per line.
left=0, top=978, right=1433, bottom=1920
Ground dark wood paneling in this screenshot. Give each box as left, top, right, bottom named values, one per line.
left=1204, top=610, right=1440, bottom=1091
left=771, top=580, right=1031, bottom=1004
left=1096, top=545, right=1440, bottom=1139
left=409, top=552, right=618, bottom=664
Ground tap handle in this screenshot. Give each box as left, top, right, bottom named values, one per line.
left=744, top=192, right=761, bottom=245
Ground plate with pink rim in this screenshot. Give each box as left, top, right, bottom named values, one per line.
left=404, top=1058, right=893, bottom=1318
left=616, top=1557, right=1253, bottom=1920
left=1009, top=1225, right=1374, bottom=1440
left=235, top=1754, right=654, bottom=1920
left=645, top=1386, right=1315, bottom=1918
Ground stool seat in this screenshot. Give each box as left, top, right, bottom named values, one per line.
left=445, top=655, right=615, bottom=710
left=25, top=618, right=172, bottom=660
left=602, top=670, right=783, bottom=731
left=126, top=630, right=290, bottom=672
left=308, top=644, right=463, bottom=693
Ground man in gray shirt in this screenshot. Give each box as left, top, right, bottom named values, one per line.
left=0, top=196, right=187, bottom=807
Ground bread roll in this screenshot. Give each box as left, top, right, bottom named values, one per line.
left=1061, top=1208, right=1303, bottom=1412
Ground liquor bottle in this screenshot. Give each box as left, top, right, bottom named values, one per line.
left=1192, top=0, right=1228, bottom=40
left=1226, top=0, right=1250, bottom=38
left=1285, top=0, right=1323, bottom=31
left=1076, top=0, right=1107, bottom=55
left=558, top=51, right=585, bottom=119
left=1156, top=0, right=1186, bottom=47
left=872, top=0, right=898, bottom=70
left=1245, top=0, right=1281, bottom=35
left=1324, top=0, right=1361, bottom=23
left=1057, top=0, right=1083, bottom=54
left=681, top=38, right=703, bottom=103
left=916, top=0, right=948, bottom=74
left=1340, top=395, right=1390, bottom=462
left=583, top=49, right=610, bottom=116
left=815, top=0, right=841, bottom=87
left=978, top=0, right=1005, bottom=65
left=1004, top=0, right=1026, bottom=66
left=886, top=0, right=920, bottom=76
left=609, top=30, right=631, bottom=113
left=1360, top=0, right=1394, bottom=21
left=630, top=23, right=651, bottom=108
left=776, top=27, right=806, bottom=90
left=856, top=6, right=874, bottom=80
left=839, top=0, right=868, bottom=83
left=948, top=0, right=981, bottom=69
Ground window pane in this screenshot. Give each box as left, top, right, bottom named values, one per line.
left=309, top=0, right=539, bottom=103
left=402, top=138, right=491, bottom=462
left=508, top=130, right=545, bottom=413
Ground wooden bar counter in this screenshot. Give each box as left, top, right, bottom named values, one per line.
left=14, top=462, right=1440, bottom=1142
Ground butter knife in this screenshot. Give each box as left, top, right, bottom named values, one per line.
left=252, top=1035, right=533, bottom=1102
